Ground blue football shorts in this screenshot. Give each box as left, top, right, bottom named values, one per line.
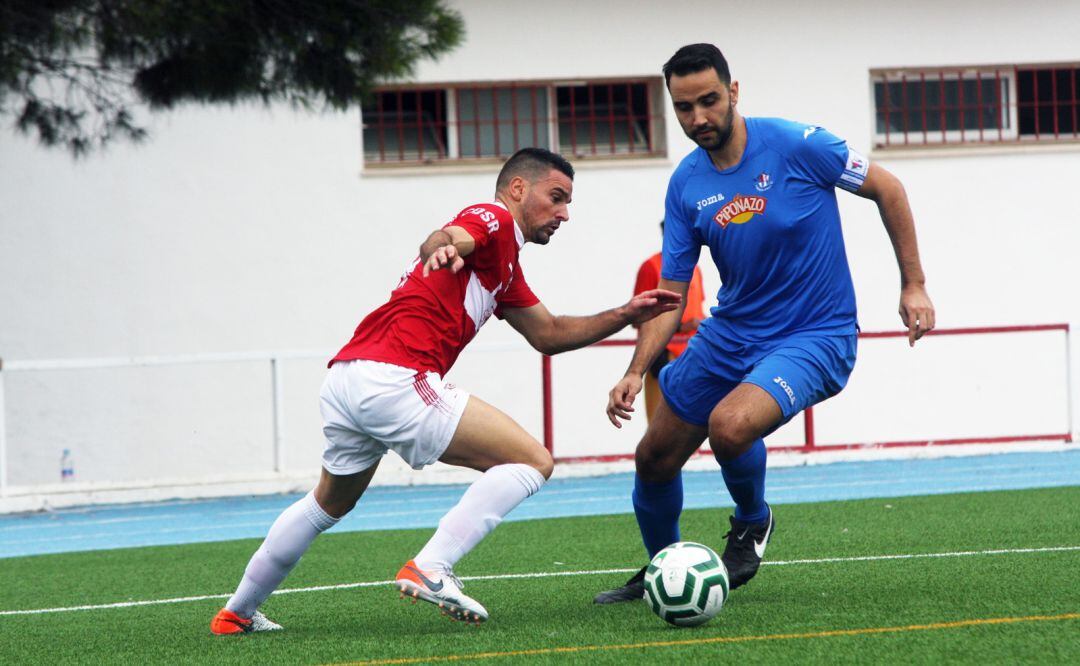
left=658, top=326, right=857, bottom=429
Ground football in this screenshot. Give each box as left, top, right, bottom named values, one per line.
left=643, top=541, right=729, bottom=627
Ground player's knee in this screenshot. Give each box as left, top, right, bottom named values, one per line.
left=313, top=484, right=359, bottom=519
left=317, top=496, right=356, bottom=519
left=708, top=411, right=753, bottom=461
left=528, top=448, right=555, bottom=480
left=634, top=442, right=680, bottom=483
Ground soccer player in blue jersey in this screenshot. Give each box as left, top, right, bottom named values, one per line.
left=594, top=44, right=935, bottom=603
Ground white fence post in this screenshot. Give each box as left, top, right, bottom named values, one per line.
left=271, top=357, right=285, bottom=473
left=1066, top=326, right=1074, bottom=441
left=0, top=359, right=7, bottom=498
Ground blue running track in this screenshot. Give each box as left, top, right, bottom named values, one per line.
left=0, top=450, right=1077, bottom=559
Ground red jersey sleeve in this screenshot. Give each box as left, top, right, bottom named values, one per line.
left=446, top=203, right=503, bottom=247
left=495, top=263, right=540, bottom=318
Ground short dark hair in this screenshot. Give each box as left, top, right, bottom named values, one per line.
left=663, top=43, right=731, bottom=87
left=496, top=147, right=574, bottom=192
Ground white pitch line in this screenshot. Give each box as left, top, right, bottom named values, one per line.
left=1, top=545, right=1078, bottom=618
left=765, top=545, right=1080, bottom=566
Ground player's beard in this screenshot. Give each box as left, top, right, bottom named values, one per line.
left=691, top=100, right=735, bottom=152
left=522, top=193, right=556, bottom=244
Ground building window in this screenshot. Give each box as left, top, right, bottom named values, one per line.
left=871, top=64, right=1080, bottom=148
left=363, top=89, right=448, bottom=161
left=557, top=82, right=655, bottom=156
left=362, top=78, right=665, bottom=165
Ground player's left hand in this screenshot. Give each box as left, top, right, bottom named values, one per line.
left=622, top=289, right=681, bottom=325
left=899, top=283, right=935, bottom=346
left=423, top=244, right=465, bottom=277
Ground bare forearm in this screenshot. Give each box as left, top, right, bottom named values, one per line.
left=858, top=165, right=936, bottom=345
left=625, top=277, right=690, bottom=375
left=506, top=287, right=682, bottom=356
left=876, top=183, right=926, bottom=287
left=419, top=230, right=453, bottom=263
left=625, top=307, right=682, bottom=376
left=542, top=308, right=632, bottom=355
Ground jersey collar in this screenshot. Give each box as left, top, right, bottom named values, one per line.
left=493, top=199, right=526, bottom=249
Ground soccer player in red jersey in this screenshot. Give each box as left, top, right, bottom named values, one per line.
left=211, top=148, right=680, bottom=633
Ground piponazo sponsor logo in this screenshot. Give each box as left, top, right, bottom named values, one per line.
left=713, top=194, right=767, bottom=228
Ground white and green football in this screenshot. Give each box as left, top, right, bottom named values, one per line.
left=643, top=541, right=729, bottom=627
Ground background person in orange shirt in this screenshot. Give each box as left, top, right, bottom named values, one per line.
left=633, top=221, right=706, bottom=422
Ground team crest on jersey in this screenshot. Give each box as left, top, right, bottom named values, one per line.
left=714, top=194, right=768, bottom=228
left=754, top=172, right=774, bottom=192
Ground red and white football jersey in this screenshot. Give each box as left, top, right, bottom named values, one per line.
left=330, top=202, right=540, bottom=375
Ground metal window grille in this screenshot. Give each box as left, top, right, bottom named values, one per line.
left=362, top=89, right=447, bottom=162
left=362, top=79, right=664, bottom=164
left=556, top=81, right=654, bottom=157
left=872, top=64, right=1080, bottom=148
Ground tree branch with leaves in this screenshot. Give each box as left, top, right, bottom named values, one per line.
left=0, top=0, right=463, bottom=156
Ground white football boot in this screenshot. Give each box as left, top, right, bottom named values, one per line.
left=395, top=560, right=488, bottom=625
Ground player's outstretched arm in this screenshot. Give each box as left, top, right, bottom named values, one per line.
left=501, top=289, right=681, bottom=357
left=420, top=226, right=477, bottom=277
left=855, top=163, right=936, bottom=347
left=607, top=278, right=689, bottom=428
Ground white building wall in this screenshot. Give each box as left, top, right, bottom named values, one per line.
left=1, top=1, right=1077, bottom=501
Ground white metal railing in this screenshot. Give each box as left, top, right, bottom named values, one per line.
left=0, top=343, right=530, bottom=498
left=2, top=328, right=1075, bottom=501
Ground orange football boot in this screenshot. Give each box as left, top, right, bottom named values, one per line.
left=210, top=608, right=282, bottom=635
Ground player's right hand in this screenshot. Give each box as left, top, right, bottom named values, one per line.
left=607, top=374, right=643, bottom=428
left=422, top=244, right=464, bottom=277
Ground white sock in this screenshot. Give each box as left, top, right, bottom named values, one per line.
left=414, top=463, right=546, bottom=572
left=225, top=490, right=339, bottom=618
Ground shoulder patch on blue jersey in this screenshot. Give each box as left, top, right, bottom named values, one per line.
left=837, top=148, right=870, bottom=192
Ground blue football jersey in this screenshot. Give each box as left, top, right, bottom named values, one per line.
left=663, top=117, right=868, bottom=344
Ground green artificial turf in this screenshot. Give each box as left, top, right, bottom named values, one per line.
left=1, top=486, right=1078, bottom=664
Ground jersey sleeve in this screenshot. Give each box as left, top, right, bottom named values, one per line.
left=661, top=175, right=700, bottom=282
left=791, top=126, right=870, bottom=193
left=446, top=204, right=502, bottom=246
left=494, top=263, right=540, bottom=318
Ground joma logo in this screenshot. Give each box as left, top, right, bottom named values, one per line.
left=773, top=376, right=796, bottom=406
left=696, top=193, right=726, bottom=211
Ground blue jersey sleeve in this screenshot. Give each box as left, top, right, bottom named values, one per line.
left=661, top=173, right=700, bottom=282
left=790, top=126, right=869, bottom=193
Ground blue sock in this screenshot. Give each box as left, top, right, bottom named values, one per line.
left=717, top=439, right=769, bottom=523
left=632, top=473, right=683, bottom=558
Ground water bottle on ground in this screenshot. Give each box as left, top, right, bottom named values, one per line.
left=60, top=448, right=75, bottom=482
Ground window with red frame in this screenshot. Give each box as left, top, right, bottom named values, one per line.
left=362, top=79, right=665, bottom=164
left=872, top=64, right=1080, bottom=148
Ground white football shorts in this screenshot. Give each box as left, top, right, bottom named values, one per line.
left=319, top=359, right=470, bottom=474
